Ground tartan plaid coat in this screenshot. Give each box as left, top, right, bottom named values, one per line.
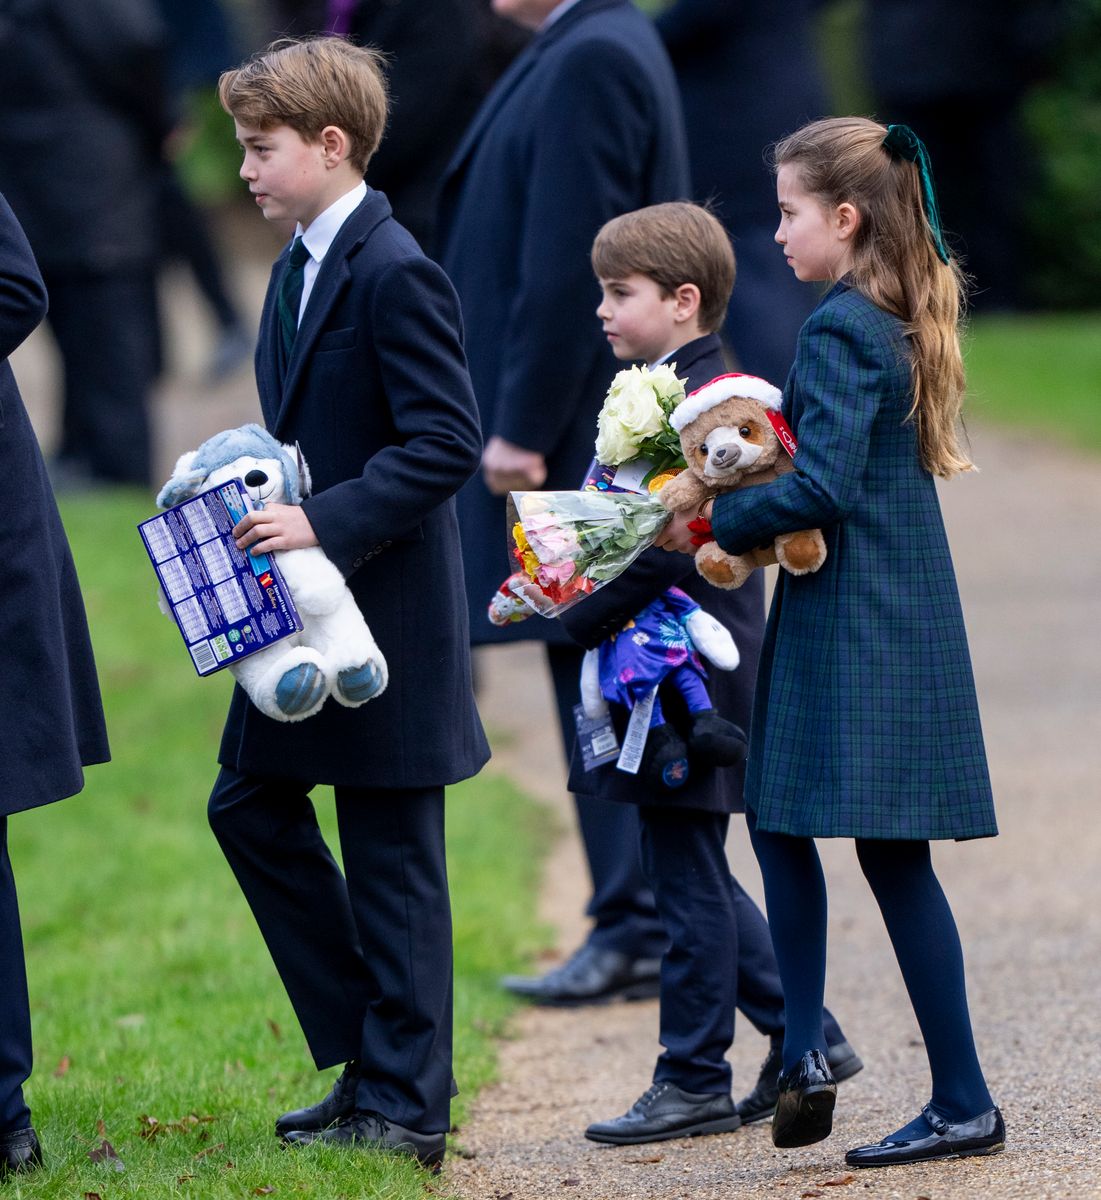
left=711, top=281, right=996, bottom=840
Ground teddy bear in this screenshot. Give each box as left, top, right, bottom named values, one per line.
left=658, top=373, right=827, bottom=589
left=579, top=587, right=747, bottom=790
left=156, top=424, right=387, bottom=723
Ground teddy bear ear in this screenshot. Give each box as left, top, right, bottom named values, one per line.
left=156, top=452, right=207, bottom=509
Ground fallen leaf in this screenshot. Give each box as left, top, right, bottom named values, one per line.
left=626, top=1154, right=664, bottom=1163
left=54, top=1055, right=71, bottom=1077
left=267, top=1018, right=282, bottom=1040
left=562, top=1180, right=580, bottom=1188
left=253, top=1188, right=276, bottom=1195
left=178, top=1175, right=194, bottom=1184
left=84, top=1193, right=103, bottom=1200
left=96, top=1118, right=107, bottom=1137
left=88, top=1139, right=125, bottom=1172
left=801, top=1192, right=823, bottom=1198
left=193, top=1142, right=226, bottom=1159
left=820, top=1176, right=855, bottom=1188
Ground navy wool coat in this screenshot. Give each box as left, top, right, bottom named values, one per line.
left=711, top=282, right=996, bottom=841
left=436, top=0, right=690, bottom=647
left=217, top=189, right=489, bottom=790
left=560, top=334, right=764, bottom=814
left=0, top=193, right=109, bottom=815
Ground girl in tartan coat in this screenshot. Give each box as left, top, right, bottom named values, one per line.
left=657, top=117, right=1003, bottom=1169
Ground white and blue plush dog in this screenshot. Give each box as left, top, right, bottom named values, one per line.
left=157, top=424, right=387, bottom=722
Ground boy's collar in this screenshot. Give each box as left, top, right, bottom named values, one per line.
left=646, top=332, right=720, bottom=370
left=296, top=180, right=367, bottom=263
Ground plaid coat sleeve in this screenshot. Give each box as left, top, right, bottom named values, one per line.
left=710, top=283, right=996, bottom=840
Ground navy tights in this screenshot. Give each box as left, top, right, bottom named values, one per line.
left=745, top=809, right=993, bottom=1126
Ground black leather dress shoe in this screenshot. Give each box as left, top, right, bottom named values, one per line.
left=275, top=1062, right=360, bottom=1138
left=737, top=1039, right=863, bottom=1124
left=845, top=1104, right=1005, bottom=1168
left=0, top=1127, right=43, bottom=1177
left=585, top=1081, right=741, bottom=1145
left=283, top=1110, right=445, bottom=1170
left=500, top=942, right=661, bottom=1006
left=772, top=1049, right=836, bottom=1148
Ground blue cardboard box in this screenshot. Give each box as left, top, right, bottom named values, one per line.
left=138, top=479, right=302, bottom=676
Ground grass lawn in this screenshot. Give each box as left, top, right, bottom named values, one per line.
left=965, top=311, right=1101, bottom=453
left=7, top=491, right=552, bottom=1199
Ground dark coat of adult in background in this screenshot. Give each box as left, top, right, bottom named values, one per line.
left=0, top=0, right=170, bottom=485
left=0, top=193, right=110, bottom=817
left=217, top=188, right=490, bottom=790
left=712, top=281, right=997, bottom=841
left=436, top=0, right=691, bottom=647
left=339, top=0, right=530, bottom=253
left=561, top=333, right=765, bottom=815
left=2, top=190, right=109, bottom=1139
left=656, top=0, right=827, bottom=387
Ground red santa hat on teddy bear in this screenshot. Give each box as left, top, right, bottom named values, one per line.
left=671, top=372, right=795, bottom=458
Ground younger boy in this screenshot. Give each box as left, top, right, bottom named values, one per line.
left=210, top=38, right=488, bottom=1169
left=559, top=203, right=861, bottom=1143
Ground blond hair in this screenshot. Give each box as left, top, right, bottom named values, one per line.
left=772, top=117, right=973, bottom=477
left=591, top=203, right=736, bottom=334
left=218, top=37, right=388, bottom=174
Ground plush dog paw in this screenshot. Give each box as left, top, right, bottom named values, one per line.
left=336, top=660, right=387, bottom=705
left=275, top=663, right=327, bottom=716
left=688, top=709, right=748, bottom=767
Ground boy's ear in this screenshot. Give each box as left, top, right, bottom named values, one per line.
left=320, top=124, right=350, bottom=167
left=672, top=282, right=702, bottom=324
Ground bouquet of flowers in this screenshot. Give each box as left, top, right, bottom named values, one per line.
left=594, top=362, right=687, bottom=480
left=492, top=363, right=689, bottom=620
left=505, top=488, right=671, bottom=616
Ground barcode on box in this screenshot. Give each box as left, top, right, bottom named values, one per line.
left=189, top=640, right=217, bottom=674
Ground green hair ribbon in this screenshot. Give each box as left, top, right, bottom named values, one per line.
left=882, top=124, right=951, bottom=265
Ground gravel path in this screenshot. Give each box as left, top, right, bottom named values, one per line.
left=450, top=426, right=1101, bottom=1200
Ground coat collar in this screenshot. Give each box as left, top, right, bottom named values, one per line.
left=267, top=187, right=392, bottom=437
left=440, top=0, right=627, bottom=197
left=665, top=333, right=723, bottom=383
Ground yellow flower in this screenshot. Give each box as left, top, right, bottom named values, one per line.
left=513, top=522, right=541, bottom=579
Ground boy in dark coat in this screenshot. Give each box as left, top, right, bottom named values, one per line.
left=0, top=193, right=110, bottom=1178
left=208, top=38, right=488, bottom=1169
left=562, top=204, right=859, bottom=1144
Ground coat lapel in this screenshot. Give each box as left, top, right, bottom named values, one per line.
left=270, top=190, right=391, bottom=437
left=440, top=0, right=622, bottom=195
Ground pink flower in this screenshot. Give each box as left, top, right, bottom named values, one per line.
left=535, top=559, right=577, bottom=587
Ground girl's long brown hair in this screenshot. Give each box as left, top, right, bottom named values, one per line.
left=772, top=117, right=973, bottom=477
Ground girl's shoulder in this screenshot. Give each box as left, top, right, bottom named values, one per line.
left=796, top=281, right=910, bottom=388
left=812, top=280, right=904, bottom=338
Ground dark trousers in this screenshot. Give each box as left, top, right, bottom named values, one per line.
left=640, top=807, right=846, bottom=1094
left=545, top=643, right=666, bottom=959
left=0, top=819, right=32, bottom=1133
left=44, top=268, right=158, bottom=486
left=207, top=767, right=454, bottom=1133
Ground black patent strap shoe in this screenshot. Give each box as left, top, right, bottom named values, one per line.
left=738, top=1038, right=863, bottom=1125
left=275, top=1061, right=360, bottom=1138
left=500, top=942, right=661, bottom=1006
left=771, top=1049, right=837, bottom=1148
left=0, top=1127, right=43, bottom=1177
left=585, top=1081, right=741, bottom=1145
left=283, top=1110, right=446, bottom=1170
left=845, top=1104, right=1005, bottom=1168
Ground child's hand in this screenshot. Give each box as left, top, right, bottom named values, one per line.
left=482, top=435, right=547, bottom=495
left=655, top=503, right=714, bottom=555
left=234, top=504, right=319, bottom=555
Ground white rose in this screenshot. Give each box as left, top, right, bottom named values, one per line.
left=594, top=366, right=666, bottom=463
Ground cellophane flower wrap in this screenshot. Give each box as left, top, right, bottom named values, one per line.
left=497, top=363, right=688, bottom=620
left=505, top=489, right=671, bottom=616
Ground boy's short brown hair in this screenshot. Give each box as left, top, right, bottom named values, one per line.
left=591, top=202, right=735, bottom=333
left=218, top=37, right=388, bottom=175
